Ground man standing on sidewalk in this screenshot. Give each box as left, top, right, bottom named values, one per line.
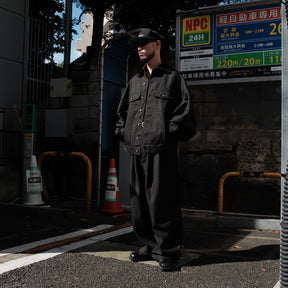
left=115, top=28, right=196, bottom=271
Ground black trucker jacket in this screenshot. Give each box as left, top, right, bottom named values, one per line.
left=115, top=64, right=196, bottom=155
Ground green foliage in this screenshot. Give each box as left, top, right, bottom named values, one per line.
left=29, top=0, right=252, bottom=61
left=74, top=0, right=225, bottom=50
left=30, top=0, right=65, bottom=54
left=113, top=0, right=222, bottom=49
left=57, top=61, right=64, bottom=68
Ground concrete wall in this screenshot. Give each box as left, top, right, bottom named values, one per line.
left=0, top=0, right=26, bottom=107
left=180, top=81, right=281, bottom=215
left=0, top=0, right=27, bottom=201
left=69, top=55, right=101, bottom=160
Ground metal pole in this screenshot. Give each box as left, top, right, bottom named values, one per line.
left=64, top=0, right=72, bottom=77
left=22, top=0, right=32, bottom=203
left=280, top=2, right=288, bottom=287
left=96, top=46, right=105, bottom=210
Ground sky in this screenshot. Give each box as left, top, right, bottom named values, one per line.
left=54, top=3, right=83, bottom=64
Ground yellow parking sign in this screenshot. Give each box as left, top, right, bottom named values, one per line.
left=182, top=15, right=211, bottom=47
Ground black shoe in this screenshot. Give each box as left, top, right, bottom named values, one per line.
left=129, top=251, right=152, bottom=262
left=158, top=257, right=176, bottom=272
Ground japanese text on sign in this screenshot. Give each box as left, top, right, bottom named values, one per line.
left=216, top=7, right=281, bottom=26
left=178, top=3, right=281, bottom=83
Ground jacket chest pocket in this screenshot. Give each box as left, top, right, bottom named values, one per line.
left=153, top=90, right=174, bottom=101
left=127, top=92, right=143, bottom=121
left=129, top=92, right=142, bottom=103
left=150, top=90, right=176, bottom=117
left=152, top=90, right=174, bottom=109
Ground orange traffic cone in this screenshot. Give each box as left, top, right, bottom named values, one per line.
left=102, top=158, right=123, bottom=214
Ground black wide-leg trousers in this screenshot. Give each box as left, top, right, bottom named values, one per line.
left=130, top=149, right=183, bottom=260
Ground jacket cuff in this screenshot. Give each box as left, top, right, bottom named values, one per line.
left=169, top=122, right=178, bottom=134
left=115, top=128, right=124, bottom=142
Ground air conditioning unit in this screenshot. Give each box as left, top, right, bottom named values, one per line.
left=50, top=78, right=72, bottom=97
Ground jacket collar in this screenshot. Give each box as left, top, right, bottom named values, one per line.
left=137, top=63, right=172, bottom=77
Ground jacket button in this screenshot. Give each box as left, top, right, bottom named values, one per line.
left=135, top=149, right=139, bottom=153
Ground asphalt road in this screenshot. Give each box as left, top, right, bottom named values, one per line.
left=0, top=204, right=281, bottom=288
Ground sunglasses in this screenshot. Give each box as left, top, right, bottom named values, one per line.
left=136, top=39, right=155, bottom=47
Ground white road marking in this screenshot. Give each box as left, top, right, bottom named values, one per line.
left=0, top=225, right=133, bottom=275
left=0, top=224, right=112, bottom=256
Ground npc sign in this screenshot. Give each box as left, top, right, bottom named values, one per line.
left=182, top=15, right=211, bottom=47
left=178, top=2, right=281, bottom=83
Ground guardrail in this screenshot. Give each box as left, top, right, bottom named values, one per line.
left=218, top=171, right=281, bottom=215
left=38, top=151, right=92, bottom=209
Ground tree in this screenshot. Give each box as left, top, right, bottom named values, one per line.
left=30, top=0, right=252, bottom=63
left=112, top=0, right=222, bottom=49
left=29, top=0, right=65, bottom=55
left=73, top=0, right=115, bottom=55
left=73, top=0, right=225, bottom=54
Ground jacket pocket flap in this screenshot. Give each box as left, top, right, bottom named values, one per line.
left=154, top=90, right=173, bottom=100
left=129, top=92, right=142, bottom=102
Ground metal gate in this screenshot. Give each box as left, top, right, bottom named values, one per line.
left=26, top=18, right=61, bottom=109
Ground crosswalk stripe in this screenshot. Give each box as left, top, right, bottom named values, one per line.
left=0, top=224, right=112, bottom=257
left=0, top=225, right=133, bottom=275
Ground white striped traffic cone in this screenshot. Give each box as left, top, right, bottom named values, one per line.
left=24, top=155, right=44, bottom=205
left=102, top=158, right=123, bottom=214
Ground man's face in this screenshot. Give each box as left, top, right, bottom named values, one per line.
left=137, top=40, right=157, bottom=64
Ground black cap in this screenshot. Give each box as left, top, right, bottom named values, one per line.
left=128, top=28, right=165, bottom=49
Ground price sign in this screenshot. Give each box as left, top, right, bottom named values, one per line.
left=264, top=50, right=282, bottom=65
left=214, top=52, right=263, bottom=68
left=178, top=2, right=281, bottom=84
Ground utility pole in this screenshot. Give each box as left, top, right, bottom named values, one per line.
left=280, top=2, right=288, bottom=287
left=64, top=0, right=72, bottom=77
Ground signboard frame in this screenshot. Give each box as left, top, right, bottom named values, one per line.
left=176, top=0, right=281, bottom=86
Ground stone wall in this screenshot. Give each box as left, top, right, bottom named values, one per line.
left=180, top=81, right=281, bottom=215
